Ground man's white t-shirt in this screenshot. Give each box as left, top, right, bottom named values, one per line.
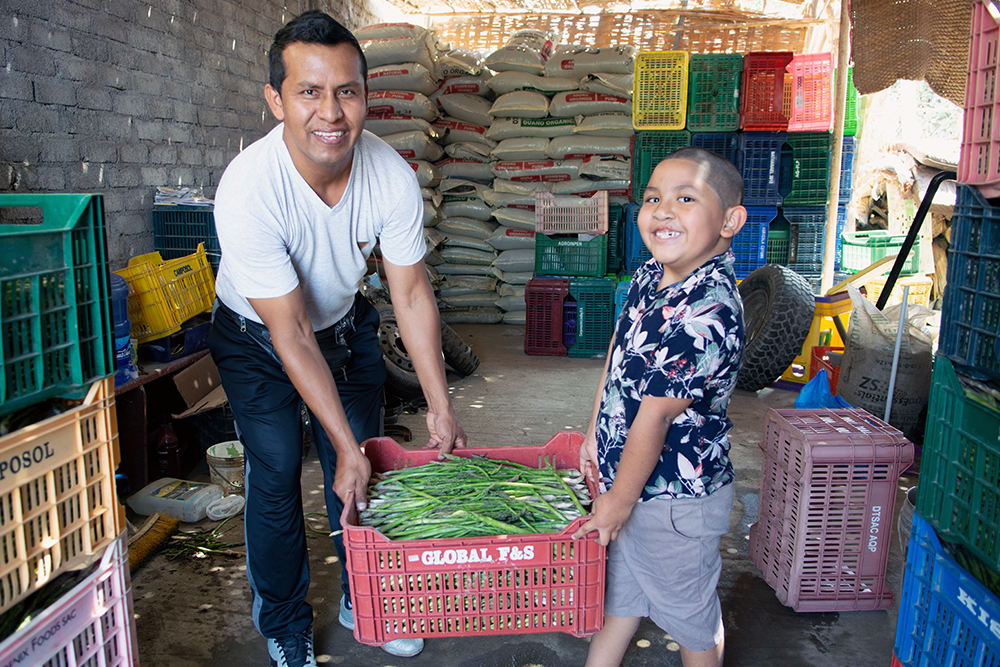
left=213, top=125, right=425, bottom=330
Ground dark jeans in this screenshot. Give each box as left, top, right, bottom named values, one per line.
left=208, top=293, right=386, bottom=639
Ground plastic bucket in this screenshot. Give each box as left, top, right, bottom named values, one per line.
left=206, top=441, right=245, bottom=495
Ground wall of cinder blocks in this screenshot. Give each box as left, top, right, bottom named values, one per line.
left=1, top=0, right=393, bottom=267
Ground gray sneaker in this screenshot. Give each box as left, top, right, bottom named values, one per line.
left=339, top=596, right=425, bottom=658
left=267, top=627, right=317, bottom=667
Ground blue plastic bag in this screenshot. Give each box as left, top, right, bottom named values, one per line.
left=794, top=369, right=853, bottom=409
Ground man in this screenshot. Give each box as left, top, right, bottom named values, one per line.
left=208, top=10, right=467, bottom=667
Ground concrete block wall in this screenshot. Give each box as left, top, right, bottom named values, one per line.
left=1, top=0, right=392, bottom=268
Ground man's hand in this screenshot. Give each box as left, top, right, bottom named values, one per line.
left=333, top=447, right=372, bottom=511
left=572, top=489, right=634, bottom=546
left=424, top=406, right=467, bottom=457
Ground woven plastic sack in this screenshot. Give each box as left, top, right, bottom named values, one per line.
left=491, top=206, right=536, bottom=232
left=440, top=307, right=504, bottom=323
left=436, top=217, right=497, bottom=240
left=360, top=36, right=435, bottom=72
left=440, top=290, right=501, bottom=308
left=549, top=91, right=631, bottom=117
left=483, top=29, right=555, bottom=75
left=546, top=136, right=631, bottom=159
left=367, top=90, right=437, bottom=121
left=355, top=23, right=429, bottom=41
left=491, top=138, right=551, bottom=161
left=438, top=93, right=493, bottom=127
left=367, top=63, right=437, bottom=95
left=441, top=198, right=493, bottom=222
left=434, top=263, right=495, bottom=276
left=493, top=248, right=535, bottom=273
left=406, top=160, right=441, bottom=188
left=488, top=71, right=579, bottom=96
left=438, top=275, right=498, bottom=292
left=579, top=72, right=633, bottom=99
left=435, top=48, right=484, bottom=79
left=492, top=159, right=582, bottom=182
left=435, top=158, right=495, bottom=181
left=497, top=294, right=527, bottom=311
left=544, top=45, right=636, bottom=77
left=497, top=283, right=526, bottom=297
left=490, top=267, right=534, bottom=284
left=365, top=114, right=440, bottom=138
left=433, top=118, right=494, bottom=147
left=502, top=310, right=527, bottom=324
left=441, top=233, right=495, bottom=253
left=382, top=130, right=443, bottom=161
left=432, top=75, right=493, bottom=100
left=489, top=91, right=550, bottom=119
left=580, top=155, right=632, bottom=180
left=486, top=117, right=579, bottom=141
left=444, top=142, right=493, bottom=162
left=574, top=113, right=635, bottom=137
left=422, top=200, right=440, bottom=227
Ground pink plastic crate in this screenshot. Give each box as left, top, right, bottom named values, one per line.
left=959, top=0, right=1000, bottom=185
left=787, top=53, right=833, bottom=132
left=342, top=433, right=606, bottom=645
left=535, top=191, right=609, bottom=235
left=748, top=408, right=913, bottom=612
left=0, top=532, right=137, bottom=666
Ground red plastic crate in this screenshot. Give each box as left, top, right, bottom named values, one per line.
left=741, top=52, right=793, bottom=131
left=959, top=0, right=1000, bottom=185
left=787, top=53, right=833, bottom=132
left=808, top=346, right=843, bottom=394
left=342, top=433, right=606, bottom=644
left=749, top=408, right=913, bottom=612
left=0, top=532, right=137, bottom=666
left=525, top=278, right=570, bottom=356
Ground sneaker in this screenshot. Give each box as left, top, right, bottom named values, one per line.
left=267, top=627, right=317, bottom=667
left=339, top=596, right=424, bottom=658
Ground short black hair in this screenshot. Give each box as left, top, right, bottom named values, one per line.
left=661, top=146, right=744, bottom=209
left=268, top=10, right=368, bottom=93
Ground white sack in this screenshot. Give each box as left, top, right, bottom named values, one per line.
left=546, top=136, right=631, bottom=159
left=367, top=90, right=437, bottom=121
left=365, top=114, right=441, bottom=138
left=544, top=45, right=636, bottom=77
left=489, top=91, right=550, bottom=119
left=382, top=130, right=444, bottom=161
left=486, top=117, right=579, bottom=141
left=488, top=71, right=579, bottom=96
left=367, top=63, right=437, bottom=96
left=574, top=113, right=635, bottom=137
left=490, top=138, right=550, bottom=161
left=438, top=93, right=494, bottom=127
left=548, top=91, right=631, bottom=117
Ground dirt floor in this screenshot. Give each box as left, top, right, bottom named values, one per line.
left=130, top=322, right=916, bottom=666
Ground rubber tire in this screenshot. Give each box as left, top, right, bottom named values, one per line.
left=737, top=265, right=815, bottom=392
left=441, top=323, right=480, bottom=377
left=375, top=304, right=423, bottom=401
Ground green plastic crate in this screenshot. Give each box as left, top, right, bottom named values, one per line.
left=631, top=130, right=693, bottom=203
left=607, top=203, right=625, bottom=275
left=535, top=234, right=608, bottom=278
left=840, top=230, right=920, bottom=274
left=779, top=132, right=833, bottom=206
left=916, top=355, right=1000, bottom=576
left=0, top=194, right=114, bottom=416
left=686, top=54, right=743, bottom=132
left=766, top=226, right=790, bottom=265
left=844, top=66, right=859, bottom=136
left=567, top=277, right=615, bottom=358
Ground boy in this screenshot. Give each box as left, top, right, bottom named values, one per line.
left=572, top=147, right=747, bottom=667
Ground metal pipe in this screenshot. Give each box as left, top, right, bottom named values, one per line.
left=884, top=285, right=910, bottom=423
left=875, top=170, right=956, bottom=310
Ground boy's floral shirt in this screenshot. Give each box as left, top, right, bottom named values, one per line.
left=597, top=251, right=745, bottom=500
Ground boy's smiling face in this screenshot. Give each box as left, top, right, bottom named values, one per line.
left=639, top=158, right=746, bottom=289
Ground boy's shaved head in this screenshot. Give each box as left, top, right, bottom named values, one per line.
left=661, top=146, right=744, bottom=210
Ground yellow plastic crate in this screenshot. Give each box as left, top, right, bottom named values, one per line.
left=0, top=377, right=123, bottom=615
left=633, top=51, right=689, bottom=130
left=864, top=275, right=933, bottom=308
left=115, top=243, right=216, bottom=344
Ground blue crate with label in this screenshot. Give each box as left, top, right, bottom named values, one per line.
left=733, top=207, right=776, bottom=278
left=741, top=132, right=787, bottom=205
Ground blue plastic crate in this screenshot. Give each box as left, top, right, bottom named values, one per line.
left=623, top=203, right=652, bottom=275
left=607, top=203, right=625, bottom=274
left=733, top=207, right=775, bottom=278
left=562, top=300, right=577, bottom=347
left=631, top=131, right=693, bottom=203
left=939, top=184, right=1000, bottom=382
left=835, top=206, right=847, bottom=270
left=839, top=137, right=855, bottom=204
left=789, top=266, right=822, bottom=295
left=895, top=514, right=1000, bottom=666
left=152, top=206, right=220, bottom=272
left=741, top=132, right=786, bottom=205
left=614, top=278, right=630, bottom=322
left=784, top=207, right=827, bottom=266
left=691, top=132, right=740, bottom=166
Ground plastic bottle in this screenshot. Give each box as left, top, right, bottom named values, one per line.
left=157, top=424, right=182, bottom=479
left=110, top=272, right=139, bottom=385
left=126, top=478, right=225, bottom=522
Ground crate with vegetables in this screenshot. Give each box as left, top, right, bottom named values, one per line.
left=342, top=432, right=606, bottom=645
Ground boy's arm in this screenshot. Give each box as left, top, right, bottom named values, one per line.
left=580, top=337, right=615, bottom=480
left=573, top=394, right=692, bottom=546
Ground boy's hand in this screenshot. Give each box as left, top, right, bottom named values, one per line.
left=572, top=489, right=633, bottom=546
left=579, top=433, right=599, bottom=483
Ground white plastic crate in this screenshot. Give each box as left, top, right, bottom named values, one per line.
left=0, top=532, right=137, bottom=666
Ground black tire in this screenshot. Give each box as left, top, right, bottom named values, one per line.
left=375, top=304, right=423, bottom=401
left=737, top=265, right=815, bottom=392
left=441, top=322, right=480, bottom=376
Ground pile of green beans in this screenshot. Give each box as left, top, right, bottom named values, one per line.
left=360, top=454, right=592, bottom=540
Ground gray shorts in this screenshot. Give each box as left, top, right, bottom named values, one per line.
left=605, top=483, right=734, bottom=652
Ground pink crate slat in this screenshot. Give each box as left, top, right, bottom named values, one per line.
left=960, top=1, right=1000, bottom=185
left=787, top=53, right=833, bottom=132
left=750, top=408, right=913, bottom=612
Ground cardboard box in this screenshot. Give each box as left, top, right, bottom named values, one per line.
left=171, top=354, right=228, bottom=419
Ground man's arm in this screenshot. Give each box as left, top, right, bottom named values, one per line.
left=248, top=288, right=371, bottom=509
left=382, top=259, right=467, bottom=455
left=572, top=394, right=692, bottom=546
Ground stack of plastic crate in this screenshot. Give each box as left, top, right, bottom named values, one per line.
left=687, top=53, right=742, bottom=169
left=527, top=192, right=616, bottom=358
left=783, top=207, right=827, bottom=293
left=749, top=408, right=913, bottom=612
left=152, top=205, right=220, bottom=272
left=622, top=202, right=652, bottom=275
left=0, top=194, right=135, bottom=666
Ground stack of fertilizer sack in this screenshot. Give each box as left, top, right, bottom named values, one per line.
left=484, top=36, right=636, bottom=324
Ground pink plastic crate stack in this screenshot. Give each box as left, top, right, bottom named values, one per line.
left=748, top=408, right=913, bottom=612
left=959, top=0, right=1000, bottom=186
